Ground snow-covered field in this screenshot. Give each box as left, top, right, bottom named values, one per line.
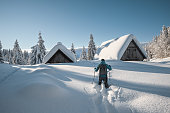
left=0, top=60, right=170, bottom=113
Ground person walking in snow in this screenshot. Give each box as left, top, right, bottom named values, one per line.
left=94, top=59, right=112, bottom=88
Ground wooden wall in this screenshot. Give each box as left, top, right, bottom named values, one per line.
left=46, top=49, right=73, bottom=63
left=121, top=40, right=146, bottom=61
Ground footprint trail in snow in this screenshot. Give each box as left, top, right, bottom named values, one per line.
left=84, top=83, right=133, bottom=113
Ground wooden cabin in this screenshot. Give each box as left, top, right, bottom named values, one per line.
left=99, top=34, right=147, bottom=61
left=43, top=42, right=76, bottom=64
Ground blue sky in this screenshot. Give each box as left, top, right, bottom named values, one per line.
left=0, top=0, right=170, bottom=50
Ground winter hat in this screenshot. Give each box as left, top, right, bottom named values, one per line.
left=101, top=59, right=105, bottom=61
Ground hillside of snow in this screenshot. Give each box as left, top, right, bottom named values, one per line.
left=0, top=60, right=170, bottom=113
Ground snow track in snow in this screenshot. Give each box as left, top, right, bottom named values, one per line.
left=84, top=83, right=132, bottom=113
left=107, top=86, right=122, bottom=103
left=1, top=60, right=170, bottom=113
left=0, top=67, right=20, bottom=85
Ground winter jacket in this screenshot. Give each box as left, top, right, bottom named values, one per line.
left=95, top=60, right=112, bottom=77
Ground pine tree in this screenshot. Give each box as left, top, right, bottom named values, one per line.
left=36, top=32, right=46, bottom=64
left=87, top=34, right=96, bottom=60
left=12, top=40, right=24, bottom=65
left=23, top=50, right=29, bottom=65
left=8, top=49, right=13, bottom=64
left=2, top=49, right=8, bottom=62
left=80, top=46, right=87, bottom=60
left=0, top=41, right=4, bottom=63
left=71, top=43, right=76, bottom=59
left=161, top=25, right=168, bottom=57
left=166, top=27, right=170, bottom=57
left=147, top=25, right=170, bottom=59
left=168, top=27, right=170, bottom=39
left=29, top=44, right=38, bottom=65
left=71, top=43, right=76, bottom=54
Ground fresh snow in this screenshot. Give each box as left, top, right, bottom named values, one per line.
left=96, top=39, right=115, bottom=55
left=150, top=57, right=170, bottom=64
left=0, top=59, right=170, bottom=113
left=98, top=34, right=147, bottom=60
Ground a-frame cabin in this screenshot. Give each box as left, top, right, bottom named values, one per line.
left=43, top=42, right=76, bottom=64
left=99, top=34, right=147, bottom=61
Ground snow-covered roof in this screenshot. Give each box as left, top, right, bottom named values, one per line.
left=98, top=34, right=147, bottom=60
left=43, top=42, right=76, bottom=63
left=96, top=39, right=115, bottom=55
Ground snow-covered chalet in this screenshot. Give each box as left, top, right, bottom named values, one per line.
left=43, top=42, right=76, bottom=63
left=98, top=34, right=147, bottom=61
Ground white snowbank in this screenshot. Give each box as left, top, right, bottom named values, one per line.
left=150, top=57, right=170, bottom=64
left=0, top=59, right=170, bottom=113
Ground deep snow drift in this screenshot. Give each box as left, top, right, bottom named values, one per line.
left=0, top=60, right=170, bottom=113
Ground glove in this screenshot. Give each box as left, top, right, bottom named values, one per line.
left=94, top=68, right=97, bottom=72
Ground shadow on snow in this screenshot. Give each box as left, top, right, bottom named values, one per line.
left=110, top=61, right=170, bottom=74
left=110, top=78, right=170, bottom=98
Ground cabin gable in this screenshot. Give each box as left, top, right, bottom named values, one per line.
left=46, top=49, right=73, bottom=63
left=121, top=40, right=146, bottom=61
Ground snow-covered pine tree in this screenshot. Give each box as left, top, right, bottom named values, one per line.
left=36, top=32, right=46, bottom=64
left=0, top=41, right=4, bottom=63
left=80, top=46, right=87, bottom=60
left=162, top=25, right=168, bottom=39
left=146, top=41, right=153, bottom=59
left=87, top=34, right=96, bottom=60
left=29, top=44, right=38, bottom=65
left=155, top=31, right=165, bottom=58
left=2, top=49, right=9, bottom=62
left=146, top=36, right=158, bottom=59
left=146, top=25, right=170, bottom=59
left=23, top=50, right=29, bottom=65
left=71, top=43, right=76, bottom=54
left=155, top=35, right=163, bottom=58
left=161, top=25, right=169, bottom=57
left=166, top=27, right=170, bottom=57
left=168, top=27, right=170, bottom=39
left=12, top=40, right=24, bottom=65
left=8, top=49, right=13, bottom=64
left=71, top=43, right=76, bottom=59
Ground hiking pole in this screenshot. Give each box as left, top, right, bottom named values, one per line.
left=109, top=71, right=111, bottom=81
left=92, top=70, right=95, bottom=84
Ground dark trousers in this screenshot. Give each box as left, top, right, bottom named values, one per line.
left=98, top=77, right=109, bottom=88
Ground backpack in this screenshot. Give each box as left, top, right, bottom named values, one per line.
left=99, top=64, right=107, bottom=75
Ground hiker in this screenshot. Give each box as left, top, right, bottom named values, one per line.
left=94, top=59, right=112, bottom=88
